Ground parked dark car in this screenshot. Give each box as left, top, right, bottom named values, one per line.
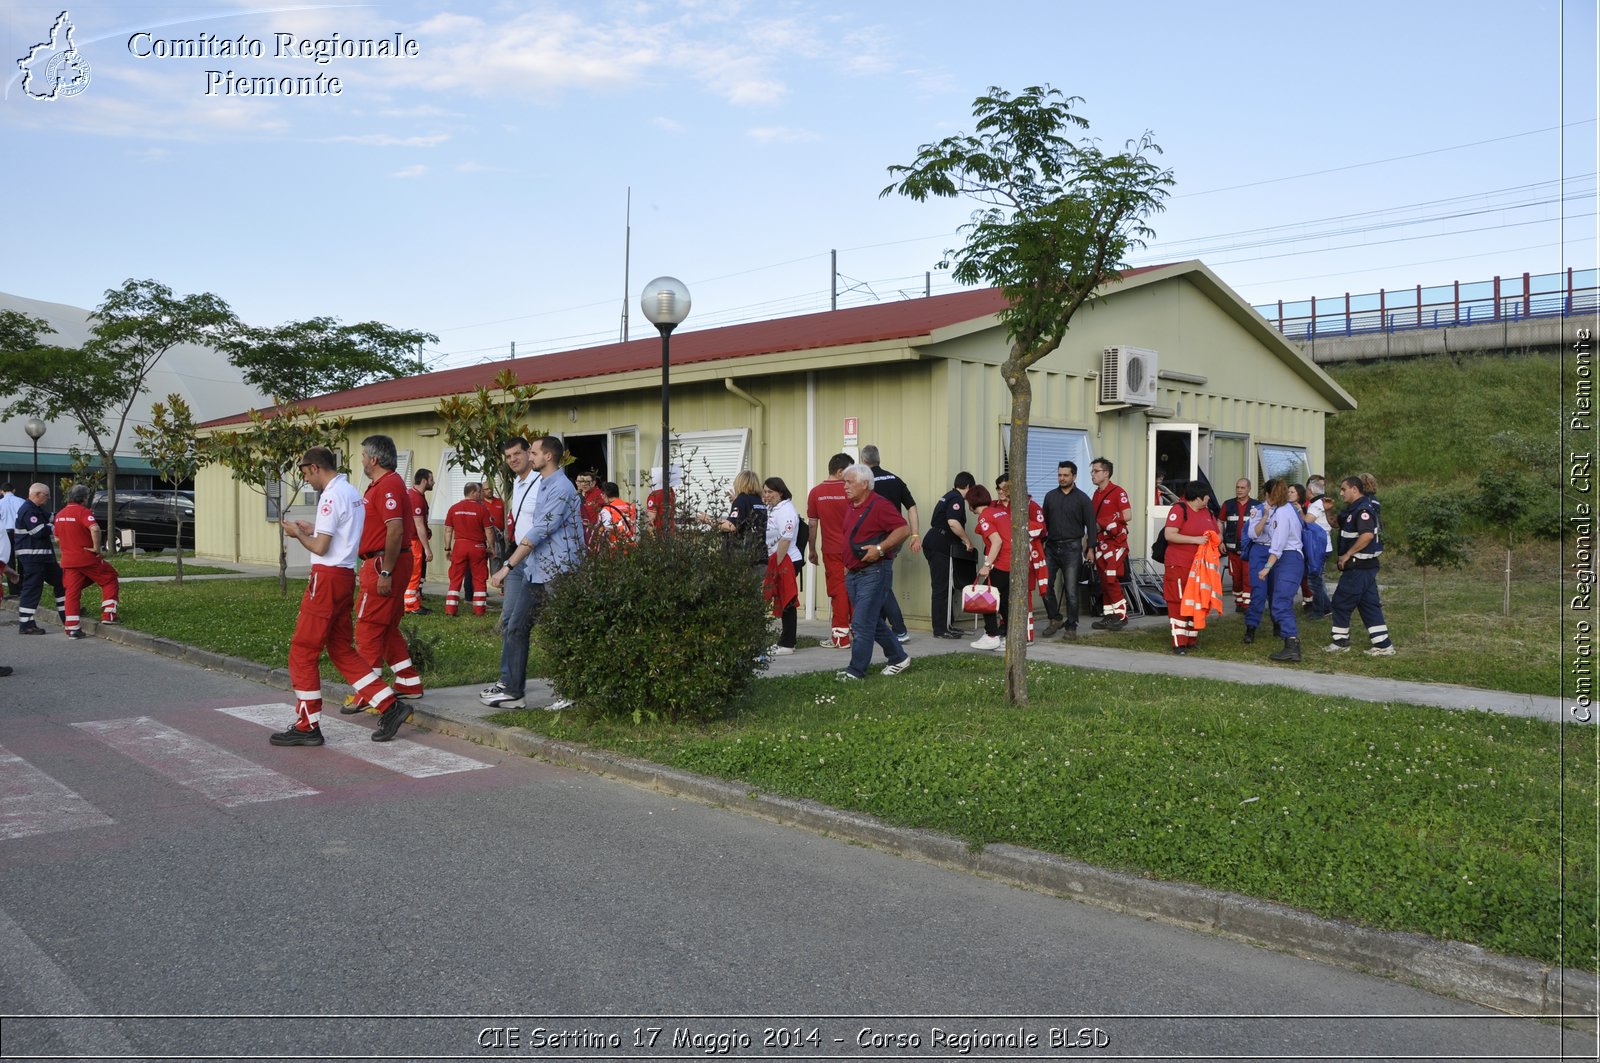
left=90, top=491, right=196, bottom=551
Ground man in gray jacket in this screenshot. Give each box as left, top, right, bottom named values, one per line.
left=482, top=435, right=584, bottom=709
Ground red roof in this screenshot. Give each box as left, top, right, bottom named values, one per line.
left=202, top=270, right=1167, bottom=427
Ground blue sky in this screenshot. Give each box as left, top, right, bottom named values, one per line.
left=1, top=0, right=1594, bottom=371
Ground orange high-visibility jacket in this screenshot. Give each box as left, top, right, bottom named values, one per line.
left=1181, top=531, right=1225, bottom=630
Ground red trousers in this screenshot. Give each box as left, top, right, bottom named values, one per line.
left=356, top=553, right=423, bottom=698
left=445, top=541, right=489, bottom=616
left=822, top=558, right=852, bottom=646
left=403, top=545, right=429, bottom=612
left=1164, top=568, right=1197, bottom=648
left=1095, top=537, right=1128, bottom=619
left=1224, top=547, right=1251, bottom=610
left=64, top=559, right=119, bottom=632
left=289, top=565, right=398, bottom=730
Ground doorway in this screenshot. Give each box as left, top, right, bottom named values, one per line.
left=563, top=433, right=608, bottom=487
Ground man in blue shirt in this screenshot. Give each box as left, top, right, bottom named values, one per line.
left=1326, top=476, right=1395, bottom=656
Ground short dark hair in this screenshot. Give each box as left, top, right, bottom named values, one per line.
left=501, top=436, right=530, bottom=453
left=1181, top=481, right=1209, bottom=502
left=1092, top=457, right=1113, bottom=475
left=298, top=446, right=338, bottom=472
left=827, top=452, right=852, bottom=475
left=1057, top=460, right=1078, bottom=475
left=0, top=483, right=11, bottom=492
left=995, top=471, right=1010, bottom=488
left=602, top=481, right=620, bottom=499
left=534, top=434, right=565, bottom=462
left=414, top=468, right=432, bottom=485
left=763, top=476, right=792, bottom=502
left=1342, top=475, right=1365, bottom=492
left=953, top=471, right=975, bottom=490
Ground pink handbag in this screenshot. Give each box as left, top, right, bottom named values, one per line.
left=961, top=578, right=999, bottom=614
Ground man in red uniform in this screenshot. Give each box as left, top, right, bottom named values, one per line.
left=354, top=434, right=424, bottom=712
left=1220, top=478, right=1255, bottom=613
left=443, top=482, right=491, bottom=616
left=806, top=452, right=854, bottom=648
left=645, top=471, right=676, bottom=534
left=274, top=447, right=404, bottom=746
left=482, top=483, right=507, bottom=567
left=54, top=484, right=120, bottom=637
left=574, top=470, right=607, bottom=546
left=1089, top=457, right=1132, bottom=630
left=403, top=468, right=434, bottom=614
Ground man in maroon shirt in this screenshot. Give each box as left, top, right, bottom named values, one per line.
left=403, top=468, right=434, bottom=614
left=351, top=434, right=423, bottom=740
left=837, top=463, right=912, bottom=681
left=806, top=453, right=854, bottom=648
left=55, top=484, right=120, bottom=637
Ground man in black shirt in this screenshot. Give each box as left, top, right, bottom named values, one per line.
left=923, top=471, right=978, bottom=638
left=861, top=445, right=919, bottom=642
left=1041, top=460, right=1096, bottom=637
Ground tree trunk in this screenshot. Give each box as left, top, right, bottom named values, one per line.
left=1502, top=533, right=1512, bottom=618
left=102, top=454, right=119, bottom=552
left=1421, top=566, right=1429, bottom=636
left=174, top=514, right=185, bottom=585
left=278, top=524, right=289, bottom=597
left=1002, top=356, right=1033, bottom=706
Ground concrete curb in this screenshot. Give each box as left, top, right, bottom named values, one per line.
left=91, top=620, right=1597, bottom=1024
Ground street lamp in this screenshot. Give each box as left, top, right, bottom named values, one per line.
left=640, top=276, right=690, bottom=531
left=23, top=418, right=45, bottom=483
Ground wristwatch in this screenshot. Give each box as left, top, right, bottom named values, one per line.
left=379, top=569, right=392, bottom=578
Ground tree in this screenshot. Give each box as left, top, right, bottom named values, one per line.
left=134, top=395, right=204, bottom=583
left=1474, top=467, right=1532, bottom=618
left=882, top=85, right=1175, bottom=704
left=222, top=316, right=437, bottom=403
left=1399, top=493, right=1469, bottom=636
left=0, top=280, right=236, bottom=548
left=435, top=368, right=547, bottom=501
left=203, top=402, right=353, bottom=595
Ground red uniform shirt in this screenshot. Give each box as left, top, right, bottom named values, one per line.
left=1093, top=481, right=1132, bottom=542
left=361, top=470, right=414, bottom=557
left=483, top=496, right=506, bottom=536
left=407, top=487, right=431, bottom=540
left=646, top=488, right=675, bottom=531
left=579, top=486, right=606, bottom=531
left=55, top=502, right=99, bottom=568
left=976, top=503, right=1014, bottom=571
left=805, top=478, right=850, bottom=561
left=842, top=494, right=907, bottom=571
left=444, top=498, right=490, bottom=544
left=1163, top=501, right=1220, bottom=574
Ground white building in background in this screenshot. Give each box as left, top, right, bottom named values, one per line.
left=0, top=289, right=268, bottom=489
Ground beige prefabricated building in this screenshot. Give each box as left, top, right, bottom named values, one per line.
left=196, top=260, right=1355, bottom=628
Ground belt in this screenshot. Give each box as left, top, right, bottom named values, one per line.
left=360, top=548, right=411, bottom=560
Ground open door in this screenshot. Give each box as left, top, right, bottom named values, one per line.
left=609, top=426, right=640, bottom=504
left=1147, top=423, right=1199, bottom=558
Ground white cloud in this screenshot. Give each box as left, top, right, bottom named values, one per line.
left=328, top=133, right=451, bottom=148
left=391, top=164, right=427, bottom=179
left=653, top=116, right=685, bottom=133
left=747, top=125, right=819, bottom=143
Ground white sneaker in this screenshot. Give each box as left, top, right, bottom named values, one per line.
left=1323, top=643, right=1350, bottom=654
left=546, top=697, right=574, bottom=711
left=1364, top=645, right=1396, bottom=657
left=481, top=691, right=525, bottom=710
left=478, top=683, right=508, bottom=704
left=818, top=638, right=847, bottom=649
left=970, top=634, right=1001, bottom=650
left=994, top=637, right=1007, bottom=651
left=770, top=645, right=795, bottom=656
left=895, top=631, right=911, bottom=643
left=882, top=656, right=912, bottom=676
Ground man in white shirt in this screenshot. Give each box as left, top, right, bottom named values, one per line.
left=0, top=482, right=23, bottom=596
left=273, top=447, right=402, bottom=747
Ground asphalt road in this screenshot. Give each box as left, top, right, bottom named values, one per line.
left=0, top=632, right=1590, bottom=1061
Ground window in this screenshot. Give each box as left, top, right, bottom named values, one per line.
left=434, top=447, right=490, bottom=520
left=1001, top=425, right=1094, bottom=503
left=1258, top=444, right=1310, bottom=486
left=654, top=428, right=751, bottom=517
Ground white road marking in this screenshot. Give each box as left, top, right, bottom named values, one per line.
left=73, top=717, right=319, bottom=807
left=0, top=743, right=115, bottom=840
left=216, top=703, right=492, bottom=779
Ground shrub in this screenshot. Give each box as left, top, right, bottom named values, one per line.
left=537, top=526, right=774, bottom=723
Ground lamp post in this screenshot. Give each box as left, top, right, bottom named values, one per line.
left=640, top=276, right=690, bottom=531
left=24, top=418, right=46, bottom=483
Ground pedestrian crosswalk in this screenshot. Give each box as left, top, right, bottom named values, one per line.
left=1, top=703, right=493, bottom=842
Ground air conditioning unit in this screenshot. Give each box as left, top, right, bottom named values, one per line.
left=1100, top=346, right=1158, bottom=406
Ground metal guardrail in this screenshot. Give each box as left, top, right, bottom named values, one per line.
left=1256, top=268, right=1598, bottom=341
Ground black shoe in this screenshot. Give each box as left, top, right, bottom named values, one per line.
left=1269, top=637, right=1302, bottom=663
left=1243, top=626, right=1256, bottom=644
left=1103, top=617, right=1127, bottom=631
left=1091, top=616, right=1112, bottom=630
left=270, top=725, right=324, bottom=747
left=18, top=624, right=44, bottom=635
left=340, top=698, right=370, bottom=715
left=372, top=700, right=410, bottom=742
left=407, top=606, right=433, bottom=616
left=65, top=630, right=87, bottom=640
left=0, top=666, right=12, bottom=677
left=934, top=630, right=965, bottom=640
left=1172, top=645, right=1189, bottom=655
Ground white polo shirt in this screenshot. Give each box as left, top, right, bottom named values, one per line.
left=0, top=491, right=22, bottom=531
left=313, top=473, right=364, bottom=569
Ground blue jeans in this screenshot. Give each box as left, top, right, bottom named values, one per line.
left=1242, top=543, right=1272, bottom=630
left=1268, top=550, right=1304, bottom=639
left=1305, top=556, right=1331, bottom=615
left=880, top=560, right=907, bottom=637
left=498, top=559, right=550, bottom=697
left=1044, top=540, right=1083, bottom=626
left=845, top=562, right=909, bottom=678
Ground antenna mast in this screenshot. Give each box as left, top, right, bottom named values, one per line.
left=621, top=187, right=632, bottom=343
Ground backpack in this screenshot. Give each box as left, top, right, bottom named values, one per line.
left=1151, top=502, right=1187, bottom=563
left=795, top=517, right=810, bottom=561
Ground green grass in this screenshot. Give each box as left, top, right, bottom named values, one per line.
left=100, top=578, right=509, bottom=687
left=106, top=552, right=235, bottom=578
left=496, top=654, right=1595, bottom=970
left=1115, top=536, right=1561, bottom=695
